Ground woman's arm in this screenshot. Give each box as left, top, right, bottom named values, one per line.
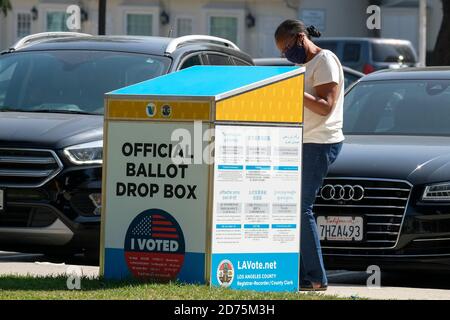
left=304, top=82, right=339, bottom=116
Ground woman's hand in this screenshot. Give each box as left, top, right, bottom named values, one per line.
left=304, top=82, right=339, bottom=116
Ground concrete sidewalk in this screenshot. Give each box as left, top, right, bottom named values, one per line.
left=0, top=261, right=99, bottom=278
left=324, top=284, right=450, bottom=300
left=1, top=261, right=449, bottom=300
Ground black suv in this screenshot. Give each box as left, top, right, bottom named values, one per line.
left=0, top=32, right=253, bottom=259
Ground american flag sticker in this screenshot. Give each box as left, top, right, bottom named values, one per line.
left=124, top=209, right=185, bottom=281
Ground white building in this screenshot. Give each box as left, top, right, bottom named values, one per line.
left=0, top=0, right=444, bottom=59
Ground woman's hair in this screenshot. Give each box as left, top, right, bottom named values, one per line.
left=274, top=19, right=321, bottom=41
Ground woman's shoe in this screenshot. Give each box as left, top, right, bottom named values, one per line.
left=299, top=282, right=328, bottom=292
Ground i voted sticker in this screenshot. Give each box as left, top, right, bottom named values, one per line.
left=124, top=208, right=185, bottom=281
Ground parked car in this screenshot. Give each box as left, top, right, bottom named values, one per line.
left=318, top=67, right=450, bottom=272
left=0, top=32, right=253, bottom=260
left=314, top=37, right=419, bottom=74
left=253, top=58, right=364, bottom=90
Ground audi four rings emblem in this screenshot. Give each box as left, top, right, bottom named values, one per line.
left=320, top=185, right=365, bottom=201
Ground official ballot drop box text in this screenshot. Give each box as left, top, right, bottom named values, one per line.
left=101, top=66, right=305, bottom=292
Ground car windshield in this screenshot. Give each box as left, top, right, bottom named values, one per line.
left=372, top=43, right=417, bottom=63
left=344, top=79, right=450, bottom=136
left=0, top=50, right=170, bottom=115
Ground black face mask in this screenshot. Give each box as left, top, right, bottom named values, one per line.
left=284, top=37, right=307, bottom=65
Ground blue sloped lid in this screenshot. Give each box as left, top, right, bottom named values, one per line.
left=108, top=65, right=301, bottom=98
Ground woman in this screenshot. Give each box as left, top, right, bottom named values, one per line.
left=274, top=20, right=345, bottom=291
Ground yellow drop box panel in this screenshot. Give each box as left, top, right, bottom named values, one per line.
left=102, top=66, right=305, bottom=292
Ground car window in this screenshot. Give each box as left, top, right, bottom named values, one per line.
left=179, top=54, right=202, bottom=70
left=0, top=51, right=170, bottom=115
left=344, top=80, right=450, bottom=136
left=344, top=72, right=360, bottom=90
left=371, top=43, right=417, bottom=63
left=343, top=43, right=361, bottom=63
left=206, top=54, right=233, bottom=65
left=0, top=61, right=17, bottom=106
left=232, top=57, right=252, bottom=66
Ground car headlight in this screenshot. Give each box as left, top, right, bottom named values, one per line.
left=422, top=182, right=450, bottom=202
left=64, top=140, right=103, bottom=165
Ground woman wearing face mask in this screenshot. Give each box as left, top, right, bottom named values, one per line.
left=274, top=19, right=345, bottom=291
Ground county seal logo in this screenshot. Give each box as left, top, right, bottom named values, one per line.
left=217, top=260, right=234, bottom=287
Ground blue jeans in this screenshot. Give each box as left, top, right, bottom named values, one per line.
left=300, top=142, right=343, bottom=286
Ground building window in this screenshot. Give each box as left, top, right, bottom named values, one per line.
left=176, top=17, right=193, bottom=37
left=209, top=16, right=238, bottom=44
left=46, top=11, right=69, bottom=31
left=126, top=14, right=153, bottom=36
left=17, top=13, right=32, bottom=38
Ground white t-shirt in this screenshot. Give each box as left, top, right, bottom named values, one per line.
left=303, top=49, right=345, bottom=144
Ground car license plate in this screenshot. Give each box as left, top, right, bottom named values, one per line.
left=0, top=189, right=4, bottom=212
left=317, top=216, right=363, bottom=242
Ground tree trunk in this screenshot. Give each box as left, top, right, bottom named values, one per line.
left=98, top=0, right=106, bottom=35
left=432, top=0, right=450, bottom=65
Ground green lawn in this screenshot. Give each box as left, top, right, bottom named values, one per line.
left=0, top=276, right=351, bottom=300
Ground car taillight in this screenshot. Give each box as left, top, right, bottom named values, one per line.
left=363, top=64, right=375, bottom=74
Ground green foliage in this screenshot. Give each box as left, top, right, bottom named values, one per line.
left=0, top=0, right=12, bottom=17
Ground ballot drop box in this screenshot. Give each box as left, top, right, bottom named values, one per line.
left=101, top=66, right=305, bottom=292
